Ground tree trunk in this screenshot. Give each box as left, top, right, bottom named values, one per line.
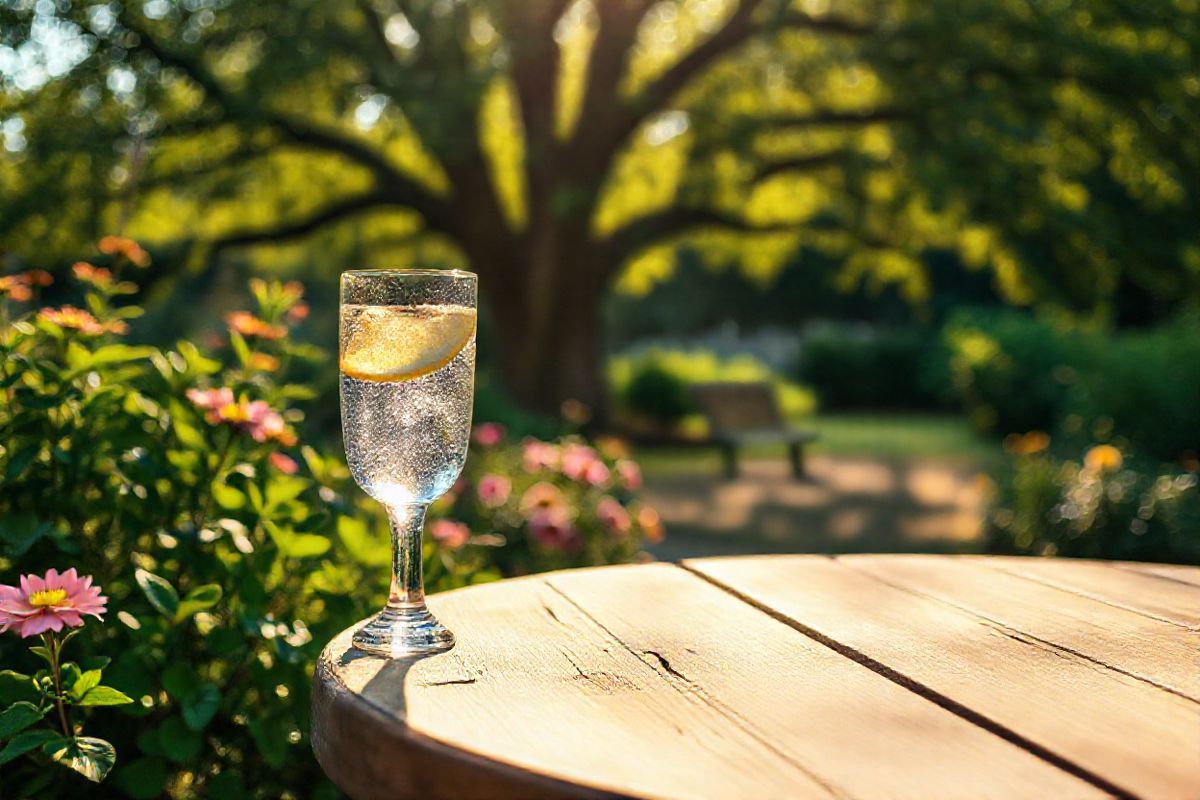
left=484, top=245, right=610, bottom=427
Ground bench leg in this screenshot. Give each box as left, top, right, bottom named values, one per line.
left=721, top=444, right=739, bottom=479
left=789, top=443, right=805, bottom=478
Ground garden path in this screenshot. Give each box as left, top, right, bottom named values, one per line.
left=643, top=455, right=986, bottom=560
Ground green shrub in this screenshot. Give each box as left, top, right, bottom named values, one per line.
left=796, top=324, right=949, bottom=410
left=0, top=242, right=657, bottom=798
left=610, top=349, right=816, bottom=427
left=943, top=310, right=1200, bottom=460
left=986, top=444, right=1200, bottom=564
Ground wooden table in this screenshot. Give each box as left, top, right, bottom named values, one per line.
left=311, top=555, right=1200, bottom=799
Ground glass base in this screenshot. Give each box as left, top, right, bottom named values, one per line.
left=351, top=605, right=455, bottom=658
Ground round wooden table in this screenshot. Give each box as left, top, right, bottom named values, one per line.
left=311, top=555, right=1200, bottom=799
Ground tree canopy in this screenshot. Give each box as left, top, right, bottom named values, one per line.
left=1, top=0, right=1196, bottom=413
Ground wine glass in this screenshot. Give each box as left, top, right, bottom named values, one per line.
left=339, top=269, right=477, bottom=657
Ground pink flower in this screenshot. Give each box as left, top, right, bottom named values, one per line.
left=596, top=497, right=632, bottom=537
left=472, top=423, right=506, bottom=447
left=0, top=569, right=107, bottom=638
left=237, top=400, right=293, bottom=444
left=527, top=508, right=580, bottom=552
left=519, top=481, right=568, bottom=516
left=583, top=459, right=611, bottom=488
left=430, top=519, right=470, bottom=549
left=522, top=439, right=560, bottom=473
left=477, top=474, right=511, bottom=508
left=187, top=388, right=296, bottom=446
left=615, top=459, right=643, bottom=491
left=186, top=387, right=235, bottom=412
left=269, top=452, right=300, bottom=474
left=560, top=444, right=599, bottom=481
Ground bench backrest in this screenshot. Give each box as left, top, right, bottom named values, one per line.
left=691, top=382, right=786, bottom=434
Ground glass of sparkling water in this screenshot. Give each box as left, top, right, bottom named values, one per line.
left=339, top=269, right=477, bottom=657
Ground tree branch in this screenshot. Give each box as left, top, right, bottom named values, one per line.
left=775, top=10, right=876, bottom=36
left=759, top=107, right=908, bottom=129
left=123, top=12, right=452, bottom=234
left=209, top=190, right=401, bottom=254
left=753, top=149, right=850, bottom=181
left=613, top=0, right=766, bottom=147
left=601, top=204, right=795, bottom=263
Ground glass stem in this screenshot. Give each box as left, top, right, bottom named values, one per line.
left=386, top=503, right=427, bottom=611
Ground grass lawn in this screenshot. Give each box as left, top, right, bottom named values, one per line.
left=635, top=413, right=1000, bottom=476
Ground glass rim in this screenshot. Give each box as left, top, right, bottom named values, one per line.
left=341, top=268, right=476, bottom=280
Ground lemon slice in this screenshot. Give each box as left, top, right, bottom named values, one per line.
left=340, top=304, right=476, bottom=382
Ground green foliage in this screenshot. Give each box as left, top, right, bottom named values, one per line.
left=796, top=324, right=949, bottom=411
left=1, top=260, right=355, bottom=796
left=986, top=448, right=1200, bottom=564
left=943, top=310, right=1200, bottom=460
left=0, top=246, right=657, bottom=798
left=611, top=349, right=816, bottom=427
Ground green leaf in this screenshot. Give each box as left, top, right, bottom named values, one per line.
left=134, top=569, right=179, bottom=618
left=46, top=735, right=117, bottom=782
left=3, top=444, right=41, bottom=481
left=181, top=684, right=220, bottom=731
left=29, top=646, right=53, bottom=665
left=0, top=512, right=54, bottom=556
left=70, top=669, right=102, bottom=701
left=265, top=476, right=308, bottom=509
left=337, top=515, right=389, bottom=567
left=176, top=340, right=222, bottom=375
left=0, top=702, right=45, bottom=740
left=229, top=330, right=251, bottom=368
left=160, top=663, right=197, bottom=700
left=173, top=418, right=207, bottom=449
left=0, top=671, right=38, bottom=706
left=158, top=717, right=202, bottom=763
left=77, top=686, right=134, bottom=707
left=113, top=756, right=169, bottom=799
left=0, top=728, right=60, bottom=765
left=87, top=344, right=156, bottom=367
left=264, top=521, right=330, bottom=559
left=174, top=584, right=223, bottom=622
left=212, top=481, right=246, bottom=510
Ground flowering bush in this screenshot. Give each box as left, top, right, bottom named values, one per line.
left=985, top=436, right=1200, bottom=563
left=0, top=239, right=659, bottom=797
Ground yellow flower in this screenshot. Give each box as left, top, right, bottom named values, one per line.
left=1084, top=445, right=1123, bottom=473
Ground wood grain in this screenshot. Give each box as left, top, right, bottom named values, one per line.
left=686, top=555, right=1200, bottom=799
left=1117, top=561, right=1200, bottom=588
left=841, top=555, right=1200, bottom=701
left=314, top=568, right=835, bottom=800
left=546, top=563, right=1103, bottom=799
left=969, top=556, right=1200, bottom=630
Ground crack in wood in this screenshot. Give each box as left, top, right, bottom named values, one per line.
left=544, top=578, right=850, bottom=800
left=541, top=600, right=565, bottom=625
left=419, top=676, right=478, bottom=687
left=680, top=562, right=1140, bottom=800
left=642, top=649, right=689, bottom=681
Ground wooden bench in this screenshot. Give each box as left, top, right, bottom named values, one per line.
left=691, top=382, right=818, bottom=478
left=312, top=555, right=1200, bottom=799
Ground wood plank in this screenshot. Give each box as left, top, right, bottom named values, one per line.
left=314, top=566, right=835, bottom=800
left=687, top=555, right=1200, bottom=799
left=969, top=556, right=1200, bottom=630
left=546, top=563, right=1105, bottom=800
left=1117, top=561, right=1200, bottom=588
left=842, top=555, right=1200, bottom=701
